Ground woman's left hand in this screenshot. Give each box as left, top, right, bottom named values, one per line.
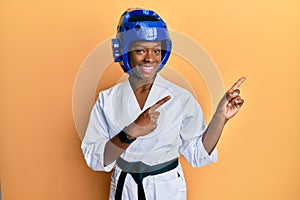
left=216, top=77, right=246, bottom=121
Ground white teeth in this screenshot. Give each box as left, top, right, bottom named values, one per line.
left=143, top=66, right=153, bottom=69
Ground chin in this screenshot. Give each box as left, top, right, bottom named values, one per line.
left=141, top=72, right=157, bottom=80
left=133, top=69, right=157, bottom=81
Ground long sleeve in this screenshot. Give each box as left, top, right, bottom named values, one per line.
left=179, top=93, right=218, bottom=168
left=81, top=96, right=115, bottom=172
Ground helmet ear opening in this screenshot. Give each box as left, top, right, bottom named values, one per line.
left=112, top=38, right=122, bottom=62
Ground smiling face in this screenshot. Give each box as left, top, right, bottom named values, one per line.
left=128, top=41, right=162, bottom=83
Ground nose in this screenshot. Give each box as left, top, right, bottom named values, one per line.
left=144, top=51, right=154, bottom=63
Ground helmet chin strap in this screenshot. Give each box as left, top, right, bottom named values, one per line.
left=129, top=67, right=140, bottom=79
left=129, top=67, right=145, bottom=81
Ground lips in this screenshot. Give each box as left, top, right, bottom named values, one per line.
left=140, top=65, right=154, bottom=73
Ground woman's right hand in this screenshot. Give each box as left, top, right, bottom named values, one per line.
left=124, top=95, right=171, bottom=138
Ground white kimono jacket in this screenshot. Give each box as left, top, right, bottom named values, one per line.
left=81, top=74, right=218, bottom=200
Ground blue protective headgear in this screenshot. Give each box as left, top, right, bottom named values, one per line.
left=112, top=8, right=172, bottom=74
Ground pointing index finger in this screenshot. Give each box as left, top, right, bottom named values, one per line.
left=229, top=76, right=246, bottom=91
left=150, top=95, right=171, bottom=111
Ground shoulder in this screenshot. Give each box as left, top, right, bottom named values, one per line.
left=99, top=80, right=127, bottom=95
left=156, top=75, right=202, bottom=112
left=96, top=80, right=128, bottom=103
left=156, top=75, right=204, bottom=120
left=156, top=75, right=195, bottom=100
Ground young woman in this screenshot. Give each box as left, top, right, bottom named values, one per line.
left=81, top=8, right=245, bottom=200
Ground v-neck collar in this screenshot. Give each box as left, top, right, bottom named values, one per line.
left=125, top=74, right=162, bottom=112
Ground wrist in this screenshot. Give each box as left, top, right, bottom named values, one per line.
left=126, top=133, right=136, bottom=140
left=118, top=127, right=136, bottom=144
left=213, top=112, right=228, bottom=124
left=124, top=125, right=137, bottom=138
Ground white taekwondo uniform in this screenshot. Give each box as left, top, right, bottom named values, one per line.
left=81, top=74, right=218, bottom=200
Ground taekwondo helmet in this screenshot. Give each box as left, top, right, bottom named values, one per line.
left=112, top=8, right=172, bottom=74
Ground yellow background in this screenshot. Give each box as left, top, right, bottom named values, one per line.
left=1, top=0, right=300, bottom=199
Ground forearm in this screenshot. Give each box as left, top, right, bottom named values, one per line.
left=103, top=137, right=126, bottom=166
left=104, top=130, right=136, bottom=166
left=202, top=113, right=227, bottom=155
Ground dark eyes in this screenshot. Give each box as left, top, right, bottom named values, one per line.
left=134, top=49, right=161, bottom=54
left=134, top=49, right=145, bottom=53
left=154, top=49, right=161, bottom=54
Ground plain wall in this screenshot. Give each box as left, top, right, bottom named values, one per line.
left=1, top=0, right=300, bottom=199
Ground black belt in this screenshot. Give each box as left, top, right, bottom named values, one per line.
left=115, top=157, right=178, bottom=200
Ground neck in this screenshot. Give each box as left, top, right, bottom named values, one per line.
left=128, top=74, right=157, bottom=92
